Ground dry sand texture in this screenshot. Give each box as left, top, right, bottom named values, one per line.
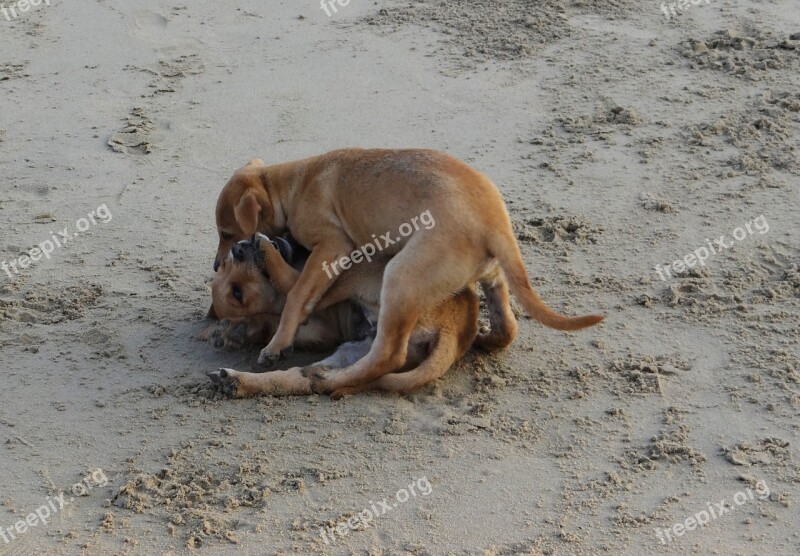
left=1, top=0, right=798, bottom=554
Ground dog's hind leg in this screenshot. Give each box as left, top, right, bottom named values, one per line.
left=310, top=241, right=482, bottom=395
left=335, top=290, right=479, bottom=397
left=334, top=331, right=459, bottom=396
left=474, top=265, right=517, bottom=351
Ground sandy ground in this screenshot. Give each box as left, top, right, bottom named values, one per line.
left=1, top=0, right=798, bottom=554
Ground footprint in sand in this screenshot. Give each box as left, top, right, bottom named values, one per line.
left=127, top=10, right=169, bottom=42
left=108, top=107, right=155, bottom=155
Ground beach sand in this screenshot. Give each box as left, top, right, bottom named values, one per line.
left=0, top=0, right=798, bottom=554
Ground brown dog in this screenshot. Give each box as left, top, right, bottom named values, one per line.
left=206, top=234, right=482, bottom=397
left=215, top=149, right=603, bottom=396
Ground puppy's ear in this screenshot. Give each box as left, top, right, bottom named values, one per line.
left=234, top=190, right=263, bottom=237
left=207, top=304, right=218, bottom=320
left=197, top=323, right=215, bottom=341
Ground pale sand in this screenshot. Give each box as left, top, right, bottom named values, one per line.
left=0, top=0, right=798, bottom=554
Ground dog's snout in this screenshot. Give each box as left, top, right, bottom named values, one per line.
left=231, top=243, right=246, bottom=261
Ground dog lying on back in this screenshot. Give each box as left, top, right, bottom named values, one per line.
left=205, top=235, right=368, bottom=352
left=206, top=234, right=489, bottom=397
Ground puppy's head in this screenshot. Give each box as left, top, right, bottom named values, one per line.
left=214, top=159, right=274, bottom=271
left=209, top=235, right=292, bottom=322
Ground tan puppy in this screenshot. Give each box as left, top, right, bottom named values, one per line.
left=207, top=234, right=482, bottom=397
left=215, top=149, right=603, bottom=396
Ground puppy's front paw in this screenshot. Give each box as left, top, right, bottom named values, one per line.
left=252, top=233, right=279, bottom=256
left=207, top=368, right=244, bottom=397
left=258, top=345, right=293, bottom=365
left=209, top=320, right=248, bottom=351
left=253, top=232, right=272, bottom=246
left=257, top=347, right=278, bottom=365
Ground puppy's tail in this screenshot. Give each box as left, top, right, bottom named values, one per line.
left=488, top=227, right=604, bottom=331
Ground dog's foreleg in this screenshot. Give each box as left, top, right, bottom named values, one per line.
left=209, top=368, right=312, bottom=397
left=259, top=239, right=353, bottom=364
left=255, top=235, right=301, bottom=294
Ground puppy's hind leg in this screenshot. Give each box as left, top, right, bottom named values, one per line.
left=474, top=265, right=518, bottom=351
left=334, top=327, right=462, bottom=397
left=362, top=289, right=480, bottom=396
left=311, top=242, right=480, bottom=395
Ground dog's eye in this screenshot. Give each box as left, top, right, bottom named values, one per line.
left=220, top=231, right=234, bottom=241
left=232, top=286, right=243, bottom=303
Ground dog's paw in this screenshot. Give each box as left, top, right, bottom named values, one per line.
left=258, top=345, right=293, bottom=365
left=252, top=233, right=268, bottom=248
left=252, top=233, right=279, bottom=255
left=329, top=387, right=357, bottom=400
left=304, top=367, right=355, bottom=399
left=307, top=366, right=337, bottom=395
left=257, top=348, right=279, bottom=366
left=207, top=368, right=244, bottom=397
left=209, top=320, right=248, bottom=351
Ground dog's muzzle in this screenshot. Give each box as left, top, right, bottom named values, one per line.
left=230, top=239, right=256, bottom=263
left=231, top=242, right=248, bottom=262
left=224, top=235, right=294, bottom=272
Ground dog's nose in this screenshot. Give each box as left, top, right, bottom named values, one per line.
left=231, top=243, right=246, bottom=262
left=213, top=259, right=220, bottom=272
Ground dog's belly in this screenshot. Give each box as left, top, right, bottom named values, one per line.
left=352, top=302, right=378, bottom=341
